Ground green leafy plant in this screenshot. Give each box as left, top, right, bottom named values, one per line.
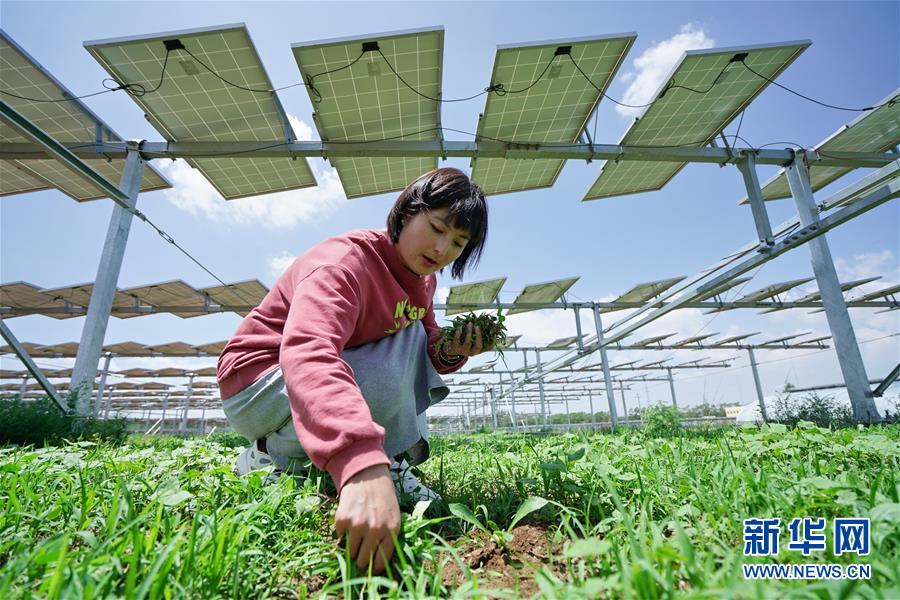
left=642, top=404, right=682, bottom=437
left=435, top=307, right=508, bottom=355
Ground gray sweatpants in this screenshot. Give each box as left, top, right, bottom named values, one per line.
left=222, top=322, right=449, bottom=473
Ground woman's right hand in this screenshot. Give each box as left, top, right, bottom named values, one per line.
left=334, top=463, right=400, bottom=574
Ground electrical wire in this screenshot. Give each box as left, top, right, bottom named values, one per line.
left=738, top=61, right=899, bottom=112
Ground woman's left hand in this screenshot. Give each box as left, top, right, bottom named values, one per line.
left=443, top=322, right=486, bottom=358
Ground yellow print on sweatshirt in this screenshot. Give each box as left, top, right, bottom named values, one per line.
left=385, top=298, right=426, bottom=334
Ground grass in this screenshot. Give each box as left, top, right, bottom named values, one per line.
left=1, top=424, right=898, bottom=598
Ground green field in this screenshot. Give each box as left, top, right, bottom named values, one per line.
left=1, top=425, right=898, bottom=598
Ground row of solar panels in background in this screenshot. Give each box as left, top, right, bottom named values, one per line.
left=0, top=279, right=268, bottom=319
left=3, top=274, right=897, bottom=322
left=5, top=25, right=896, bottom=204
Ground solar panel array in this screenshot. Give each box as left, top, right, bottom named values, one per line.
left=85, top=24, right=317, bottom=199
left=584, top=41, right=810, bottom=200
left=0, top=30, right=171, bottom=200
left=741, top=90, right=900, bottom=203
left=0, top=279, right=267, bottom=319
left=507, top=277, right=579, bottom=315
left=444, top=277, right=506, bottom=315
left=0, top=339, right=228, bottom=358
left=471, top=34, right=635, bottom=195
left=292, top=27, right=443, bottom=198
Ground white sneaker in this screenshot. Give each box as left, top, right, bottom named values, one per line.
left=234, top=442, right=275, bottom=475
left=390, top=459, right=442, bottom=503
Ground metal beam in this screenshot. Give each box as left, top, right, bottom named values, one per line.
left=2, top=140, right=894, bottom=168
left=70, top=148, right=145, bottom=415
left=593, top=306, right=619, bottom=429
left=747, top=348, right=769, bottom=422
left=786, top=153, right=880, bottom=423
left=736, top=152, right=774, bottom=248
left=0, top=320, right=67, bottom=413
left=873, top=363, right=900, bottom=398
left=0, top=101, right=130, bottom=205
left=597, top=175, right=900, bottom=349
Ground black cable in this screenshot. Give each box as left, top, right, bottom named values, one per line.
left=304, top=49, right=369, bottom=103
left=739, top=60, right=899, bottom=112
left=731, top=110, right=745, bottom=148
left=565, top=53, right=655, bottom=109
left=126, top=207, right=261, bottom=308
left=0, top=52, right=172, bottom=103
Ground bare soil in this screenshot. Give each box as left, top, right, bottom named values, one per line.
left=438, top=523, right=567, bottom=597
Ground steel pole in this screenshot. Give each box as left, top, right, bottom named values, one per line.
left=592, top=306, right=619, bottom=429
left=667, top=368, right=677, bottom=408
left=70, top=148, right=145, bottom=415
left=535, top=349, right=547, bottom=427
left=180, top=373, right=195, bottom=432
left=93, top=353, right=112, bottom=416
left=747, top=348, right=769, bottom=422
left=786, top=154, right=880, bottom=422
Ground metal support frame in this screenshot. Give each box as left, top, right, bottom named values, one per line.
left=180, top=373, right=195, bottom=431
left=573, top=307, right=584, bottom=352
left=873, top=363, right=900, bottom=398
left=786, top=153, right=880, bottom=422
left=93, top=353, right=112, bottom=416
left=5, top=140, right=893, bottom=169
left=619, top=384, right=628, bottom=419
left=736, top=152, right=774, bottom=249
left=747, top=348, right=769, bottom=421
left=535, top=349, right=547, bottom=427
left=666, top=368, right=677, bottom=408
left=587, top=390, right=596, bottom=427
left=592, top=306, right=619, bottom=429
left=70, top=147, right=145, bottom=415
left=0, top=319, right=67, bottom=412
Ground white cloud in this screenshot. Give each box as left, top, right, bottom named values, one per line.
left=835, top=250, right=897, bottom=289
left=616, top=24, right=714, bottom=118
left=267, top=251, right=296, bottom=278
left=157, top=115, right=347, bottom=230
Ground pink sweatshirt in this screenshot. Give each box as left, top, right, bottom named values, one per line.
left=217, top=229, right=467, bottom=490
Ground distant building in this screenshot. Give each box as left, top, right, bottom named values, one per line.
left=724, top=405, right=743, bottom=418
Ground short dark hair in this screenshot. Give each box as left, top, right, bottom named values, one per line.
left=387, top=167, right=488, bottom=279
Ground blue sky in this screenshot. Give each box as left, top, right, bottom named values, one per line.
left=1, top=1, right=898, bottom=416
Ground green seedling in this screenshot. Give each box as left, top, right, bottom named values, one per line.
left=435, top=307, right=508, bottom=354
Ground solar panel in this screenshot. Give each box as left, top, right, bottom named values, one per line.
left=759, top=277, right=880, bottom=314
left=546, top=335, right=578, bottom=349
left=630, top=333, right=677, bottom=347
left=201, top=280, right=268, bottom=315
left=584, top=40, right=810, bottom=200
left=855, top=284, right=900, bottom=302
left=736, top=278, right=814, bottom=303
left=292, top=27, right=442, bottom=198
left=85, top=24, right=316, bottom=199
left=470, top=34, right=635, bottom=195
left=758, top=332, right=810, bottom=346
left=742, top=89, right=900, bottom=203
left=118, top=368, right=155, bottom=377
left=0, top=341, right=52, bottom=356
left=0, top=281, right=74, bottom=319
left=613, top=276, right=685, bottom=304
left=672, top=333, right=718, bottom=347
left=444, top=277, right=506, bottom=316
left=102, top=341, right=150, bottom=356
left=0, top=30, right=170, bottom=200
left=37, top=342, right=79, bottom=356
left=708, top=333, right=759, bottom=347
left=39, top=282, right=148, bottom=319
left=498, top=334, right=521, bottom=349
left=145, top=342, right=199, bottom=356
left=0, top=160, right=50, bottom=196
left=119, top=280, right=207, bottom=319
left=507, top=277, right=579, bottom=315
left=694, top=276, right=752, bottom=301
left=193, top=341, right=227, bottom=355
